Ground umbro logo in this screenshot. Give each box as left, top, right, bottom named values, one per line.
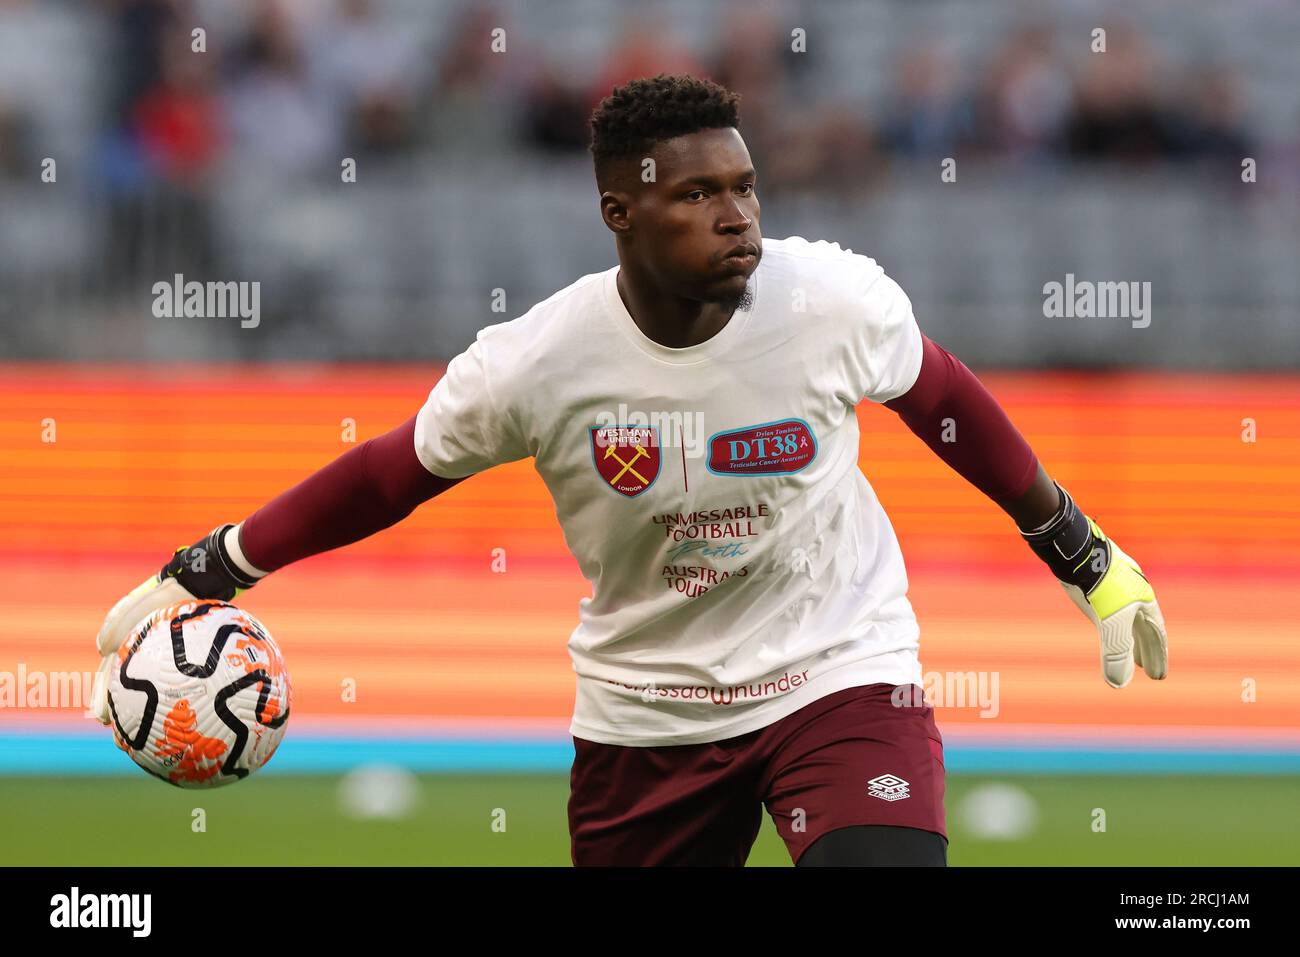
left=867, top=773, right=911, bottom=802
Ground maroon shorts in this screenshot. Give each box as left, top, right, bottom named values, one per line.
left=568, top=682, right=946, bottom=866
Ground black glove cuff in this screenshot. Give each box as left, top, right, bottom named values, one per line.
left=1020, top=483, right=1110, bottom=593
left=159, top=524, right=260, bottom=601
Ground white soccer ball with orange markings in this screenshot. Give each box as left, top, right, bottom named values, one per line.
left=106, top=600, right=291, bottom=788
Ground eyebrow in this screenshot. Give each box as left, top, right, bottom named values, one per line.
left=669, top=168, right=757, bottom=190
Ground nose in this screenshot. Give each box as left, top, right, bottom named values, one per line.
left=718, top=203, right=752, bottom=235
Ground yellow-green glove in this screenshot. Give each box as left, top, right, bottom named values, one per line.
left=1023, top=486, right=1168, bottom=689
left=1061, top=519, right=1168, bottom=688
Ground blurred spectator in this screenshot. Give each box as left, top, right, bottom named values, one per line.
left=1173, top=65, right=1254, bottom=163
left=414, top=2, right=529, bottom=158
left=107, top=0, right=182, bottom=129
left=0, top=98, right=32, bottom=178
left=100, top=4, right=221, bottom=291
left=975, top=23, right=1073, bottom=161
left=522, top=60, right=591, bottom=153
left=759, top=99, right=882, bottom=198
left=133, top=28, right=222, bottom=185
left=585, top=12, right=706, bottom=115
left=709, top=0, right=799, bottom=179
left=310, top=0, right=420, bottom=157
left=224, top=0, right=338, bottom=177
left=879, top=41, right=975, bottom=156
left=1062, top=22, right=1176, bottom=163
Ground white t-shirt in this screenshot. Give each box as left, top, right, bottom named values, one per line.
left=414, top=236, right=926, bottom=746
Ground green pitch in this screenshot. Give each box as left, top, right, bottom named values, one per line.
left=1, top=774, right=1295, bottom=866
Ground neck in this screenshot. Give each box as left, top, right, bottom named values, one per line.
left=616, top=266, right=738, bottom=349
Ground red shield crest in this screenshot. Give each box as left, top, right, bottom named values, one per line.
left=590, top=426, right=661, bottom=498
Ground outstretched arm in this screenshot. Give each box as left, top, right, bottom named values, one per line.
left=90, top=414, right=463, bottom=722
left=883, top=334, right=1168, bottom=688
left=153, top=413, right=463, bottom=595
left=237, top=414, right=463, bottom=574
left=94, top=328, right=527, bottom=724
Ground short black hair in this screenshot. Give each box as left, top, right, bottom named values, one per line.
left=589, top=73, right=740, bottom=186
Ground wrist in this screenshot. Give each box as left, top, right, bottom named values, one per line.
left=1019, top=483, right=1110, bottom=593
left=160, top=523, right=267, bottom=601
left=222, top=522, right=269, bottom=580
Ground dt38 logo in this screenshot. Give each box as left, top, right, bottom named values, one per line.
left=590, top=425, right=661, bottom=497
left=707, top=419, right=817, bottom=476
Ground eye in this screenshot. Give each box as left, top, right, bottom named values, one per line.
left=737, top=183, right=755, bottom=195
left=685, top=189, right=707, bottom=201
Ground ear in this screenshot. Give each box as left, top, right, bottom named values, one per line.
left=599, top=191, right=633, bottom=236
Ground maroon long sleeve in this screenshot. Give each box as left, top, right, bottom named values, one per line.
left=883, top=334, right=1039, bottom=504
left=239, top=415, right=463, bottom=573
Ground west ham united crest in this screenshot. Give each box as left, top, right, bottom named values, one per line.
left=590, top=426, right=661, bottom=497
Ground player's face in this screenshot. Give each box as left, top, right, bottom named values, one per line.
left=631, top=127, right=762, bottom=304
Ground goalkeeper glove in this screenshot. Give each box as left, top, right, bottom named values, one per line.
left=89, top=523, right=265, bottom=724
left=1021, top=485, right=1168, bottom=689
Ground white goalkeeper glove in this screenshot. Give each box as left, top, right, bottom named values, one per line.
left=1022, top=486, right=1168, bottom=689
left=90, top=523, right=265, bottom=724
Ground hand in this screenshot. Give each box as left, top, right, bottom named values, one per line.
left=90, top=524, right=263, bottom=724
left=89, top=574, right=198, bottom=724
left=1061, top=519, right=1168, bottom=689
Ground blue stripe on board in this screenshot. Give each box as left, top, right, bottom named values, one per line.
left=2, top=732, right=1300, bottom=775
left=0, top=733, right=574, bottom=775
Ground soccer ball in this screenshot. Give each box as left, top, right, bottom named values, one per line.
left=106, top=599, right=291, bottom=788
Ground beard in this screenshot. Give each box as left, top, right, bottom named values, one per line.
left=713, top=280, right=755, bottom=315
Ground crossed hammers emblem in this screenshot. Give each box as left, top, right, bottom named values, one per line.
left=603, top=442, right=649, bottom=485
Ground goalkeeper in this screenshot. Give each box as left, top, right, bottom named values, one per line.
left=91, top=76, right=1167, bottom=868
